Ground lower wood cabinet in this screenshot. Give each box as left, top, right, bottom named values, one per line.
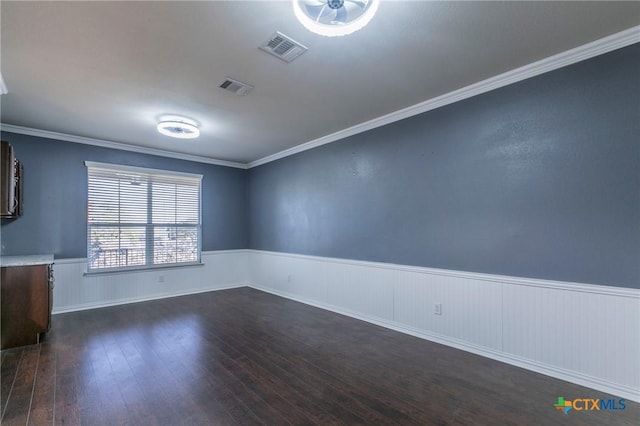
left=1, top=264, right=53, bottom=350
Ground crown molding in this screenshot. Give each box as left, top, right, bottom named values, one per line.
left=248, top=25, right=640, bottom=168
left=0, top=124, right=248, bottom=169
left=1, top=26, right=638, bottom=170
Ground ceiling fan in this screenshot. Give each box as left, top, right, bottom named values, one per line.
left=293, top=0, right=380, bottom=37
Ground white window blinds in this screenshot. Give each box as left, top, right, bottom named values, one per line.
left=85, top=162, right=202, bottom=272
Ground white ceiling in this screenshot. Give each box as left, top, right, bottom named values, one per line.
left=1, top=1, right=639, bottom=165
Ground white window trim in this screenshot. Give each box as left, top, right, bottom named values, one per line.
left=84, top=261, right=204, bottom=276
left=84, top=161, right=203, bottom=181
left=85, top=161, right=203, bottom=273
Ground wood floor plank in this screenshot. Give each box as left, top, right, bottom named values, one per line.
left=232, top=340, right=369, bottom=424
left=211, top=296, right=431, bottom=424
left=122, top=326, right=202, bottom=424
left=27, top=343, right=56, bottom=425
left=53, top=371, right=80, bottom=426
left=2, top=345, right=40, bottom=425
left=227, top=352, right=344, bottom=425
left=2, top=287, right=638, bottom=425
left=125, top=307, right=239, bottom=425
left=0, top=346, right=23, bottom=419
left=204, top=342, right=318, bottom=425
left=202, top=311, right=434, bottom=424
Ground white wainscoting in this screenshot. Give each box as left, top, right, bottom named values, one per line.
left=248, top=250, right=640, bottom=402
left=52, top=250, right=250, bottom=314
left=49, top=248, right=639, bottom=401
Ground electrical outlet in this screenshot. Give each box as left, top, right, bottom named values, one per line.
left=158, top=275, right=165, bottom=283
left=287, top=275, right=292, bottom=283
left=434, top=303, right=442, bottom=315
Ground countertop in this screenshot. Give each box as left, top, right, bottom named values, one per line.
left=0, top=254, right=55, bottom=267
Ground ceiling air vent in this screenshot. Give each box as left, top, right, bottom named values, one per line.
left=218, top=77, right=254, bottom=96
left=259, top=31, right=308, bottom=63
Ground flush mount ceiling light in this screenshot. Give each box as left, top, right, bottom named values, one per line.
left=293, top=0, right=380, bottom=37
left=157, top=117, right=200, bottom=139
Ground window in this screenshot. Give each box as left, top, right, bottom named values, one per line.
left=85, top=162, right=202, bottom=272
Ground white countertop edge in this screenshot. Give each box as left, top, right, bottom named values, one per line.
left=0, top=254, right=55, bottom=267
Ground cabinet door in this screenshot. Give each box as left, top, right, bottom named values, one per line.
left=14, top=160, right=23, bottom=216
left=1, top=265, right=49, bottom=349
left=0, top=141, right=15, bottom=216
left=47, top=264, right=54, bottom=331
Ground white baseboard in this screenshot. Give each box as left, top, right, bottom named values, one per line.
left=248, top=250, right=640, bottom=402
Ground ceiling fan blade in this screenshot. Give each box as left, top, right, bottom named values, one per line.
left=344, top=0, right=367, bottom=9
left=305, top=4, right=332, bottom=19
left=334, top=6, right=347, bottom=23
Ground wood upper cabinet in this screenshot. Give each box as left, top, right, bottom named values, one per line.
left=1, top=263, right=53, bottom=350
left=1, top=140, right=22, bottom=218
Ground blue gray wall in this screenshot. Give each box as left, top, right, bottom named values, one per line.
left=2, top=45, right=638, bottom=288
left=0, top=132, right=248, bottom=258
left=249, top=44, right=640, bottom=289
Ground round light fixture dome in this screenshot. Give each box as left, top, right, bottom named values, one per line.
left=157, top=118, right=200, bottom=139
left=293, top=0, right=379, bottom=37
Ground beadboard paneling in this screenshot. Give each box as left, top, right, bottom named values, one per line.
left=502, top=284, right=640, bottom=392
left=324, top=261, right=395, bottom=321
left=393, top=270, right=503, bottom=351
left=248, top=250, right=640, bottom=402
left=52, top=250, right=250, bottom=313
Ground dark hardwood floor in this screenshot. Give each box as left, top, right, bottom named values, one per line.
left=1, top=287, right=638, bottom=425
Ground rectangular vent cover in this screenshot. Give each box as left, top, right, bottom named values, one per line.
left=218, top=77, right=254, bottom=96
left=259, top=31, right=308, bottom=63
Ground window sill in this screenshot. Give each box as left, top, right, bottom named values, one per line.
left=83, top=262, right=204, bottom=277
